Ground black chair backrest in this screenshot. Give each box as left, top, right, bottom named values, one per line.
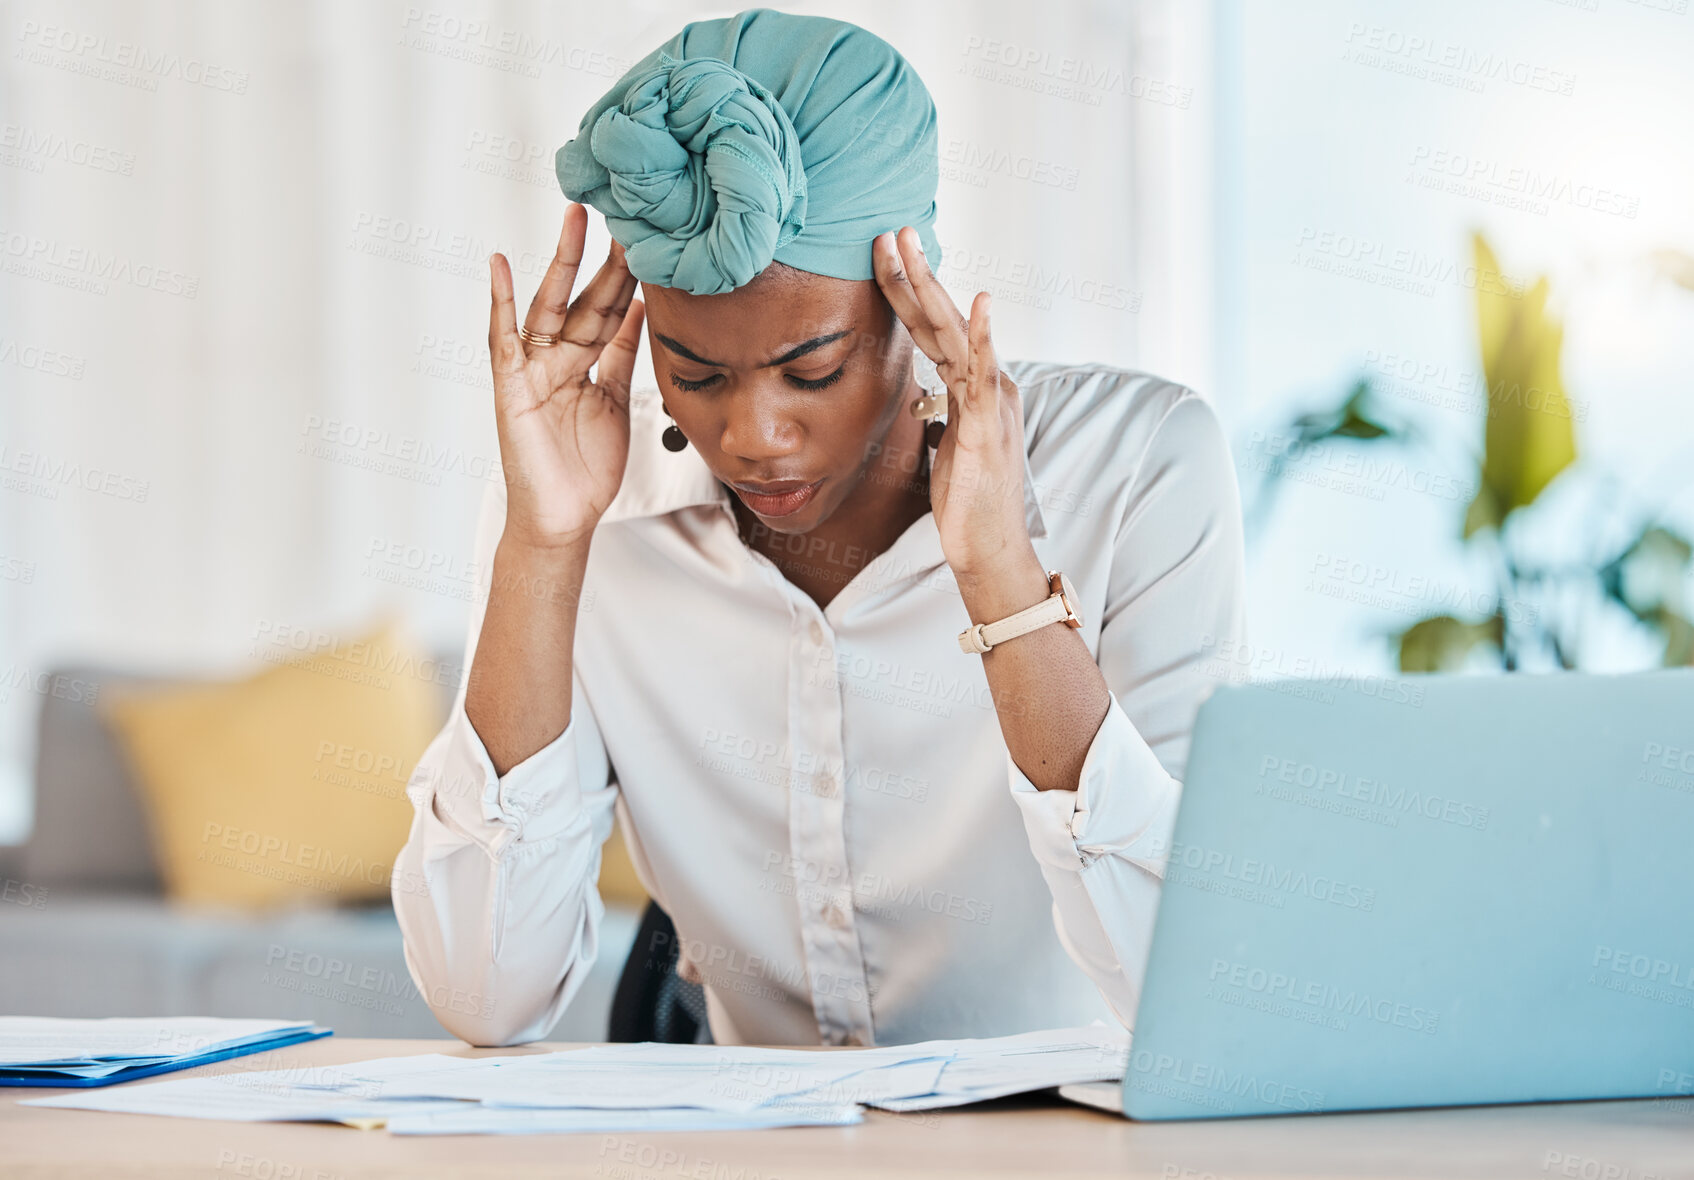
left=607, top=899, right=709, bottom=1043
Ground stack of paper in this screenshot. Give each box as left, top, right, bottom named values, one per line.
left=22, top=1024, right=1128, bottom=1135
left=0, top=1017, right=332, bottom=1087
left=864, top=1025, right=1128, bottom=1111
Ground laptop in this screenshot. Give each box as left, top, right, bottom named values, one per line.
left=1061, top=668, right=1694, bottom=1119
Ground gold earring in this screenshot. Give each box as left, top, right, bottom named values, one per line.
left=911, top=388, right=947, bottom=448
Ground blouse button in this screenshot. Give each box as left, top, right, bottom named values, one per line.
left=825, top=900, right=852, bottom=930
left=808, top=619, right=825, bottom=645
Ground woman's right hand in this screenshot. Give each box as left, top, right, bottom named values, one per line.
left=488, top=202, right=645, bottom=551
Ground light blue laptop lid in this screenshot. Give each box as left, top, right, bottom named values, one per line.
left=1123, top=668, right=1694, bottom=1119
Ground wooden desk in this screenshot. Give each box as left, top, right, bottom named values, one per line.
left=3, top=1036, right=1691, bottom=1179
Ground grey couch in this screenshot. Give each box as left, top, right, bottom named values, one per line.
left=0, top=659, right=638, bottom=1040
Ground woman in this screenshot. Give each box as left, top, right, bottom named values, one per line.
left=393, top=7, right=1246, bottom=1049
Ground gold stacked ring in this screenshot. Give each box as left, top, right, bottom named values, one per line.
left=519, top=326, right=561, bottom=347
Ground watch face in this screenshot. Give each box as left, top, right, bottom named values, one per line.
left=1058, top=571, right=1082, bottom=627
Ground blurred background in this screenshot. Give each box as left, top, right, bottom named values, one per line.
left=2, top=0, right=1690, bottom=1037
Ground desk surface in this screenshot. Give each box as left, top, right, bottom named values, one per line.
left=2, top=1036, right=1691, bottom=1179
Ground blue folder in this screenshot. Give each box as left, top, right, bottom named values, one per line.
left=0, top=1026, right=333, bottom=1088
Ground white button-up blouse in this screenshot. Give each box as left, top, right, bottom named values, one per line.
left=392, top=356, right=1247, bottom=1048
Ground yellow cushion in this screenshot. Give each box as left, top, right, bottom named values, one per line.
left=103, top=617, right=439, bottom=909
left=104, top=613, right=650, bottom=912
left=599, top=818, right=648, bottom=907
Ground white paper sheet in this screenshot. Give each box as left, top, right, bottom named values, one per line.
left=371, top=1043, right=951, bottom=1113
left=385, top=1101, right=865, bottom=1136
left=864, top=1024, right=1129, bottom=1111
left=20, top=1054, right=489, bottom=1122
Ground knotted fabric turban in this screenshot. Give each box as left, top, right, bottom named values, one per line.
left=555, top=7, right=942, bottom=296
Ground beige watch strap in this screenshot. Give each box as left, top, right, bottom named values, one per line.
left=958, top=575, right=1072, bottom=654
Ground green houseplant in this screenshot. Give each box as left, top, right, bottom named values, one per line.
left=1247, top=232, right=1693, bottom=673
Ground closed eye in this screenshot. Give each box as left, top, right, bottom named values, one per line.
left=787, top=366, right=845, bottom=391
left=668, top=366, right=846, bottom=393
left=669, top=372, right=720, bottom=392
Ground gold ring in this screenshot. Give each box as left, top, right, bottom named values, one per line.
left=519, top=326, right=561, bottom=347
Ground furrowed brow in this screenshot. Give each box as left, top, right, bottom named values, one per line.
left=655, top=329, right=853, bottom=369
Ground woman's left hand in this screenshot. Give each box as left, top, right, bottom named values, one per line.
left=873, top=225, right=1035, bottom=583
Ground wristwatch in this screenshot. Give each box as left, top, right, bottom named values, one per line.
left=958, top=569, right=1083, bottom=654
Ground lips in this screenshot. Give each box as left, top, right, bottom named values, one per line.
left=731, top=477, right=823, bottom=518
left=732, top=478, right=814, bottom=495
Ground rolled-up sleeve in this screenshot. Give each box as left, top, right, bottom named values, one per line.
left=391, top=478, right=620, bottom=1046
left=1007, top=391, right=1247, bottom=1028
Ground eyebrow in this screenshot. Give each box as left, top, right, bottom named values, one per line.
left=654, top=329, right=853, bottom=369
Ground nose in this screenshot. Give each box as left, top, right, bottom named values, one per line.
left=717, top=386, right=805, bottom=465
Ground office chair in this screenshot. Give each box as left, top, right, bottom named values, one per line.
left=607, top=898, right=710, bottom=1042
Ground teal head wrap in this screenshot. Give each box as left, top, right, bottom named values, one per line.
left=555, top=7, right=942, bottom=296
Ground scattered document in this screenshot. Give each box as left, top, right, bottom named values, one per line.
left=22, top=1053, right=485, bottom=1126
left=865, top=1025, right=1129, bottom=1111
left=384, top=1101, right=866, bottom=1136
left=0, top=1017, right=331, bottom=1087
left=0, top=1016, right=320, bottom=1067
left=22, top=1024, right=1130, bottom=1134
left=373, top=1043, right=952, bottom=1113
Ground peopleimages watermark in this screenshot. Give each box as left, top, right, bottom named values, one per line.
left=596, top=1138, right=785, bottom=1180
left=1636, top=741, right=1694, bottom=795
left=0, top=445, right=150, bottom=503
left=1158, top=838, right=1378, bottom=912
left=1363, top=346, right=1590, bottom=423
left=0, top=877, right=50, bottom=909
left=1239, top=428, right=1475, bottom=505
left=0, top=554, right=37, bottom=584
left=14, top=20, right=250, bottom=94
left=312, top=740, right=412, bottom=801
left=0, top=664, right=98, bottom=707
left=1255, top=754, right=1491, bottom=832
left=0, top=336, right=87, bottom=381
left=297, top=412, right=518, bottom=489
left=412, top=332, right=492, bottom=392
left=958, top=35, right=1194, bottom=109
left=936, top=247, right=1141, bottom=314
left=261, top=944, right=420, bottom=1018
left=1, top=122, right=135, bottom=176
left=347, top=210, right=553, bottom=282
left=0, top=230, right=198, bottom=298
left=662, top=926, right=872, bottom=1008
left=1206, top=957, right=1440, bottom=1035
left=805, top=646, right=978, bottom=719
left=1341, top=23, right=1577, bottom=97
left=397, top=7, right=631, bottom=81
left=1197, top=633, right=1428, bottom=709
left=1589, top=944, right=1694, bottom=1010
left=1542, top=1150, right=1673, bottom=1180
left=1306, top=552, right=1539, bottom=628
left=215, top=1149, right=345, bottom=1180
left=1126, top=1050, right=1325, bottom=1114
left=1406, top=144, right=1640, bottom=220
left=198, top=822, right=390, bottom=894
left=1290, top=226, right=1529, bottom=301
left=459, top=128, right=556, bottom=189
left=696, top=726, right=931, bottom=803
left=760, top=850, right=994, bottom=926
left=248, top=618, right=462, bottom=689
